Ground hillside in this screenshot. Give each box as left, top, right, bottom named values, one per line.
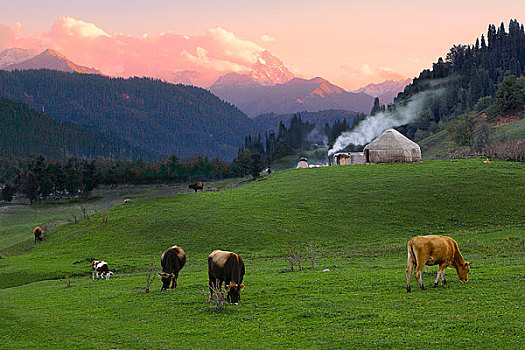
left=210, top=76, right=375, bottom=117
left=0, top=98, right=156, bottom=159
left=0, top=70, right=256, bottom=160
left=395, top=19, right=525, bottom=143
left=0, top=160, right=523, bottom=348
left=418, top=117, right=525, bottom=160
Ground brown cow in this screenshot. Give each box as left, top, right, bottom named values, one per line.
left=158, top=245, right=186, bottom=291
left=189, top=182, right=204, bottom=192
left=92, top=260, right=113, bottom=280
left=33, top=226, right=43, bottom=243
left=406, top=235, right=470, bottom=292
left=208, top=250, right=245, bottom=305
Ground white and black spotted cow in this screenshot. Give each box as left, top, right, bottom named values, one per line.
left=92, top=260, right=114, bottom=280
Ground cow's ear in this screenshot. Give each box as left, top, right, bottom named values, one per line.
left=465, top=262, right=470, bottom=267
left=240, top=284, right=245, bottom=290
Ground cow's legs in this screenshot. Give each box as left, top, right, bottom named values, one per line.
left=171, top=272, right=179, bottom=289
left=92, top=271, right=95, bottom=281
left=434, top=265, right=446, bottom=287
left=406, top=250, right=415, bottom=292
left=414, top=255, right=427, bottom=290
left=441, top=270, right=447, bottom=285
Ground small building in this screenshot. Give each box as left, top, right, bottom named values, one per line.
left=333, top=152, right=365, bottom=165
left=296, top=157, right=309, bottom=168
left=363, top=129, right=421, bottom=164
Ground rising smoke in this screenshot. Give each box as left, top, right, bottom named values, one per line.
left=328, top=88, right=446, bottom=156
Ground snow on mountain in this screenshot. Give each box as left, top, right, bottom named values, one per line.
left=2, top=49, right=101, bottom=74
left=0, top=48, right=38, bottom=68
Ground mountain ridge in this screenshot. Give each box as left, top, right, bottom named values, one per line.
left=2, top=49, right=101, bottom=74
left=210, top=75, right=375, bottom=117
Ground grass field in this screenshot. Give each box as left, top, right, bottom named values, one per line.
left=1, top=159, right=524, bottom=349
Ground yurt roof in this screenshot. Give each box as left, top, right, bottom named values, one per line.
left=364, top=129, right=420, bottom=150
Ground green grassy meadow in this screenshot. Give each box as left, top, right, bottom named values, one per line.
left=1, top=159, right=524, bottom=349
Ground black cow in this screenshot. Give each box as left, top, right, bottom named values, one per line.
left=158, top=245, right=186, bottom=291
left=208, top=250, right=245, bottom=305
left=33, top=226, right=43, bottom=243
left=189, top=182, right=204, bottom=192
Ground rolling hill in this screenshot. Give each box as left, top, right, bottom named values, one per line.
left=0, top=160, right=523, bottom=348
left=0, top=98, right=156, bottom=159
left=0, top=69, right=256, bottom=160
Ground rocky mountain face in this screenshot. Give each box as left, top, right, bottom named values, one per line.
left=0, top=48, right=38, bottom=68
left=2, top=49, right=101, bottom=74
left=210, top=75, right=375, bottom=117
left=353, top=78, right=412, bottom=105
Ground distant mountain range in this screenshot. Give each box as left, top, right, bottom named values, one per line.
left=0, top=46, right=409, bottom=118
left=1, top=48, right=101, bottom=74
left=210, top=76, right=375, bottom=117
left=352, top=78, right=412, bottom=105
left=0, top=70, right=255, bottom=161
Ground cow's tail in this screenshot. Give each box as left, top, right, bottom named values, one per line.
left=408, top=240, right=417, bottom=265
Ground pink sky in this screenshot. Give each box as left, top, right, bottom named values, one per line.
left=0, top=0, right=522, bottom=89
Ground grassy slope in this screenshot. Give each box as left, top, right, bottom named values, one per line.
left=0, top=159, right=524, bottom=349
left=419, top=117, right=525, bottom=160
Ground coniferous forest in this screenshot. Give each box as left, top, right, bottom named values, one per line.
left=395, top=19, right=525, bottom=141
left=0, top=70, right=255, bottom=161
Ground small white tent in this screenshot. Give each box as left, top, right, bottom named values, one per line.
left=296, top=157, right=309, bottom=168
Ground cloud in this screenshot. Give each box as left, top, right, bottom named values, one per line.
left=261, top=34, right=276, bottom=43
left=378, top=67, right=406, bottom=81
left=181, top=46, right=248, bottom=72
left=0, top=18, right=274, bottom=87
left=208, top=27, right=264, bottom=64
left=361, top=64, right=373, bottom=76
left=50, top=17, right=110, bottom=39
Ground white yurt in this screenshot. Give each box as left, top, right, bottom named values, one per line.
left=363, top=129, right=421, bottom=164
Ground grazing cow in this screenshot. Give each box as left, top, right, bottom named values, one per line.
left=158, top=245, right=186, bottom=291
left=189, top=182, right=204, bottom=192
left=123, top=198, right=131, bottom=203
left=208, top=250, right=245, bottom=305
left=92, top=260, right=113, bottom=280
left=33, top=226, right=43, bottom=243
left=406, top=235, right=470, bottom=292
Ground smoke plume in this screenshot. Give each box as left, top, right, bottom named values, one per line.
left=328, top=88, right=445, bottom=156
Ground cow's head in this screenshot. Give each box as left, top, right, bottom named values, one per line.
left=224, top=282, right=244, bottom=305
left=158, top=272, right=175, bottom=291
left=456, top=261, right=470, bottom=283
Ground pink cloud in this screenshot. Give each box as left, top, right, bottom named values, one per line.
left=0, top=17, right=272, bottom=87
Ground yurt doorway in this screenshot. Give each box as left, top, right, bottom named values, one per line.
left=364, top=149, right=370, bottom=163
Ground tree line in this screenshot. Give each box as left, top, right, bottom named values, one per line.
left=0, top=155, right=229, bottom=203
